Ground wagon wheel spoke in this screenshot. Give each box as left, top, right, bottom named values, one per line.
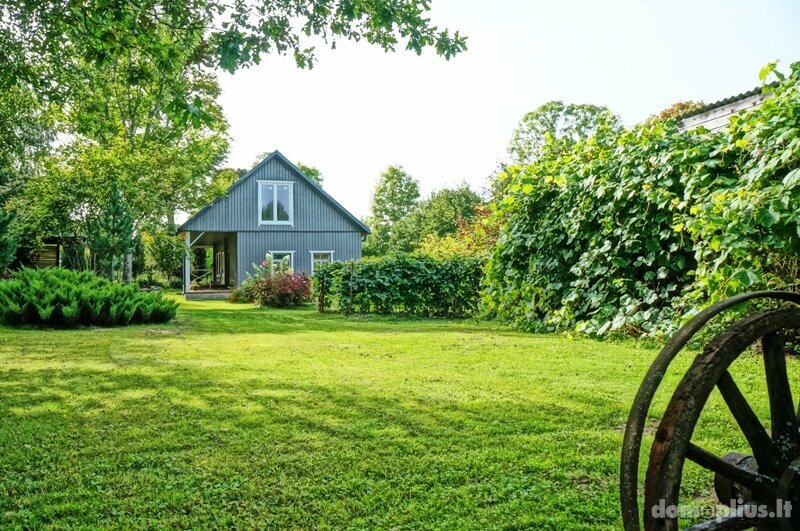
left=762, top=332, right=799, bottom=459
left=685, top=510, right=776, bottom=530
left=686, top=443, right=778, bottom=498
left=717, top=371, right=781, bottom=475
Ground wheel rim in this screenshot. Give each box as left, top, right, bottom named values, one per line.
left=620, top=291, right=800, bottom=531
left=643, top=307, right=800, bottom=530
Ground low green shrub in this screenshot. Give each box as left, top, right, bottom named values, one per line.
left=314, top=254, right=484, bottom=317
left=0, top=268, right=178, bottom=328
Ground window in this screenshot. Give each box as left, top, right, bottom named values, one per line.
left=258, top=181, right=293, bottom=225
left=310, top=251, right=334, bottom=274
left=268, top=251, right=294, bottom=270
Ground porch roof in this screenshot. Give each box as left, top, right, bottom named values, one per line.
left=182, top=230, right=235, bottom=248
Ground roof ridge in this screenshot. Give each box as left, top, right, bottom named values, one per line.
left=178, top=150, right=370, bottom=234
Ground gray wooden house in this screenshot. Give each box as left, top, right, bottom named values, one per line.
left=178, top=151, right=369, bottom=298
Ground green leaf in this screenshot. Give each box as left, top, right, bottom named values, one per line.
left=783, top=168, right=800, bottom=188
left=732, top=269, right=760, bottom=288
left=756, top=207, right=779, bottom=227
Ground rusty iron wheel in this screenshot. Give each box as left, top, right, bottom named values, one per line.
left=620, top=292, right=800, bottom=531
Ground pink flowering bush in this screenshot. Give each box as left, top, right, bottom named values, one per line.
left=251, top=271, right=312, bottom=308
left=230, top=254, right=311, bottom=307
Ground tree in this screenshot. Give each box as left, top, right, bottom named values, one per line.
left=200, top=167, right=248, bottom=206
left=88, top=183, right=134, bottom=281
left=148, top=229, right=186, bottom=284
left=418, top=205, right=499, bottom=258
left=0, top=85, right=53, bottom=270
left=645, top=100, right=706, bottom=125
left=2, top=1, right=466, bottom=129
left=296, top=162, right=323, bottom=186
left=363, top=166, right=420, bottom=256
left=507, top=101, right=621, bottom=164
left=390, top=184, right=483, bottom=252
left=0, top=209, right=15, bottom=272
left=14, top=134, right=228, bottom=248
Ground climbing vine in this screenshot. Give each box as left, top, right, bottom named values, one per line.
left=485, top=62, right=800, bottom=337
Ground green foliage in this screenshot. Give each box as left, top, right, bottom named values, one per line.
left=3, top=2, right=465, bottom=130
left=296, top=162, right=323, bottom=186
left=683, top=63, right=800, bottom=299
left=315, top=255, right=484, bottom=317
left=232, top=256, right=311, bottom=308
left=418, top=206, right=499, bottom=259
left=507, top=101, right=621, bottom=164
left=647, top=100, right=706, bottom=124
left=0, top=268, right=178, bottom=328
left=0, top=209, right=16, bottom=272
left=147, top=229, right=186, bottom=283
left=390, top=184, right=483, bottom=253
left=363, top=166, right=421, bottom=256
left=14, top=133, right=228, bottom=247
left=485, top=62, right=800, bottom=338
left=88, top=183, right=134, bottom=281
left=200, top=167, right=247, bottom=206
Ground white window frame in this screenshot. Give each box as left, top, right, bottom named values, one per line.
left=268, top=250, right=295, bottom=269
left=257, top=180, right=294, bottom=226
left=309, top=250, right=335, bottom=274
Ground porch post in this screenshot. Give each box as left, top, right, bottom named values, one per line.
left=184, top=231, right=191, bottom=294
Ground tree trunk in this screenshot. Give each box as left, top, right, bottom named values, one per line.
left=124, top=253, right=133, bottom=283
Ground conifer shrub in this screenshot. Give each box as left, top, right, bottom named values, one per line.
left=0, top=268, right=178, bottom=327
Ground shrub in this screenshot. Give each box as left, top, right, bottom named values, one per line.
left=315, top=254, right=484, bottom=318
left=0, top=268, right=178, bottom=328
left=485, top=62, right=800, bottom=338
left=232, top=255, right=311, bottom=308
left=251, top=272, right=312, bottom=308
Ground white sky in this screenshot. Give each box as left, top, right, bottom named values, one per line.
left=218, top=0, right=800, bottom=219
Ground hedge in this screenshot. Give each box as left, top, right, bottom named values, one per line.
left=314, top=255, right=484, bottom=318
left=485, top=62, right=800, bottom=337
left=0, top=268, right=178, bottom=327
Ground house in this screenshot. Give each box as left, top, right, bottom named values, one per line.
left=678, top=86, right=769, bottom=132
left=178, top=151, right=369, bottom=299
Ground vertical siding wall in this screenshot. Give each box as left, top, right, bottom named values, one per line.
left=237, top=232, right=362, bottom=282
left=183, top=157, right=363, bottom=232
left=183, top=155, right=365, bottom=284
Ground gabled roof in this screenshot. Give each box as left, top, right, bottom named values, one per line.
left=178, top=150, right=370, bottom=234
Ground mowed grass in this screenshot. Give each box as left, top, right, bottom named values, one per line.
left=1, top=299, right=797, bottom=529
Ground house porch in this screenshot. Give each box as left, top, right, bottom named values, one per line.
left=182, top=231, right=237, bottom=296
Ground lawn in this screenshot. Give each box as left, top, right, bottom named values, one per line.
left=0, top=299, right=795, bottom=529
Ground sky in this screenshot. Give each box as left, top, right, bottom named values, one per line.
left=217, top=0, right=800, bottom=219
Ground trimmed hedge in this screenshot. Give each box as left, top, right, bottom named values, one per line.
left=0, top=268, right=178, bottom=327
left=314, top=255, right=484, bottom=317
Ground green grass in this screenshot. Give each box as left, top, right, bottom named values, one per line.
left=0, top=299, right=796, bottom=529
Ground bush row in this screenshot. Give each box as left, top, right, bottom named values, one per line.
left=315, top=255, right=484, bottom=317
left=0, top=268, right=178, bottom=327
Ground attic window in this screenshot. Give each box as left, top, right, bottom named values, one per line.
left=258, top=181, right=293, bottom=225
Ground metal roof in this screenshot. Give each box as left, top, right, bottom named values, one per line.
left=679, top=86, right=766, bottom=120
